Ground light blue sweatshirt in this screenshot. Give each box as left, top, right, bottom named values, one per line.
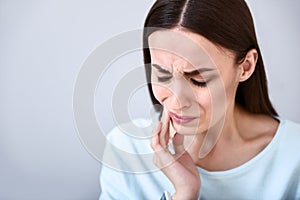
left=100, top=119, right=300, bottom=200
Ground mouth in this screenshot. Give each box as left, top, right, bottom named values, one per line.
left=169, top=112, right=197, bottom=124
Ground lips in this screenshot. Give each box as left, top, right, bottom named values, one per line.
left=169, top=112, right=197, bottom=124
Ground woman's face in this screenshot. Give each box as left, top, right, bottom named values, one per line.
left=148, top=29, right=242, bottom=135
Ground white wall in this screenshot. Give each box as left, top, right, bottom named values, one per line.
left=0, top=0, right=299, bottom=199
left=0, top=0, right=155, bottom=199
left=247, top=0, right=300, bottom=122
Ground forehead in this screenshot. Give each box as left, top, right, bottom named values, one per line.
left=148, top=29, right=235, bottom=69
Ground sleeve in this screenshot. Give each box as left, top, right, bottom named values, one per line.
left=99, top=119, right=171, bottom=200
left=99, top=164, right=131, bottom=200
left=98, top=124, right=148, bottom=200
left=159, top=191, right=172, bottom=200
left=98, top=126, right=133, bottom=200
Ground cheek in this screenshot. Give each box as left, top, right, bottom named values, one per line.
left=206, top=77, right=231, bottom=121
left=219, top=68, right=240, bottom=101
left=195, top=90, right=211, bottom=110
left=152, top=85, right=167, bottom=104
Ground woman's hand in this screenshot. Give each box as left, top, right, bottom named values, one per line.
left=151, top=111, right=200, bottom=200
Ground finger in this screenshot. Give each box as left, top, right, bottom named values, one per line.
left=164, top=112, right=171, bottom=145
left=152, top=146, right=174, bottom=169
left=173, top=136, right=198, bottom=177
left=160, top=156, right=196, bottom=188
left=173, top=133, right=185, bottom=154
left=160, top=111, right=170, bottom=149
left=152, top=131, right=174, bottom=169
left=160, top=149, right=200, bottom=190
left=151, top=121, right=162, bottom=151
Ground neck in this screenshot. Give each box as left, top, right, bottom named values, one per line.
left=186, top=103, right=244, bottom=162
left=187, top=104, right=278, bottom=171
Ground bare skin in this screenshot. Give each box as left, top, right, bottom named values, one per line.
left=151, top=112, right=200, bottom=200
left=149, top=29, right=279, bottom=199
left=188, top=105, right=278, bottom=172
left=151, top=107, right=278, bottom=200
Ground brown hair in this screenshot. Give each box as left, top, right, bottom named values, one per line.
left=143, top=0, right=277, bottom=116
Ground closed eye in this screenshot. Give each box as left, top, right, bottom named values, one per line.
left=158, top=76, right=172, bottom=82
left=191, top=78, right=207, bottom=87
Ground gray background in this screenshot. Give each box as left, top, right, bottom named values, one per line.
left=0, top=0, right=299, bottom=199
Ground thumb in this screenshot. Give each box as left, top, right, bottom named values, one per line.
left=173, top=133, right=185, bottom=154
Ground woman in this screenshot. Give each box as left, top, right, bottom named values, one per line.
left=100, top=0, right=300, bottom=199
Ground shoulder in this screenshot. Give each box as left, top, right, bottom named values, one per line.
left=106, top=118, right=154, bottom=154
left=278, top=119, right=300, bottom=143
left=100, top=119, right=173, bottom=199
left=102, top=118, right=157, bottom=172
left=271, top=119, right=300, bottom=165
left=283, top=119, right=300, bottom=131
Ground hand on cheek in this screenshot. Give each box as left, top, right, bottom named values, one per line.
left=151, top=109, right=201, bottom=200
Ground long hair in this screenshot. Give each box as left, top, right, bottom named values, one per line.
left=143, top=0, right=277, bottom=116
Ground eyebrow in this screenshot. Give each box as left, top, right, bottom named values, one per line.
left=152, top=64, right=171, bottom=74
left=152, top=64, right=215, bottom=76
left=183, top=68, right=216, bottom=76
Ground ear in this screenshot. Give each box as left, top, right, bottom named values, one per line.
left=239, top=49, right=258, bottom=82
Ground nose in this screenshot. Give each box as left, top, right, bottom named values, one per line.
left=165, top=76, right=192, bottom=111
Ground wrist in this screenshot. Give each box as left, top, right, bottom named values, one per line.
left=172, top=190, right=199, bottom=200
